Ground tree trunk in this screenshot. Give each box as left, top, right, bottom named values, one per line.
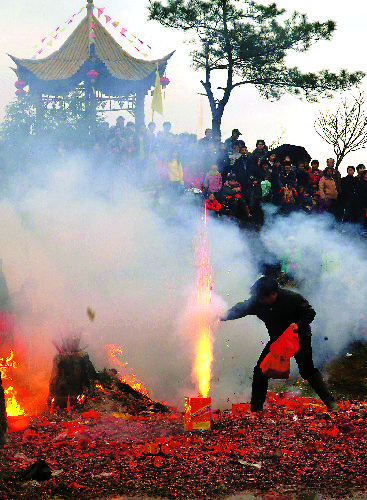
left=211, top=109, right=223, bottom=138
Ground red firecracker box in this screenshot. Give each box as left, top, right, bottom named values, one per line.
left=232, top=403, right=249, bottom=416
left=184, top=397, right=211, bottom=430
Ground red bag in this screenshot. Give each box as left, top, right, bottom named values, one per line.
left=260, top=324, right=299, bottom=379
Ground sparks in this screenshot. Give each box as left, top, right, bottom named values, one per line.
left=192, top=225, right=213, bottom=398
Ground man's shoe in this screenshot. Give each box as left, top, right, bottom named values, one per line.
left=250, top=406, right=263, bottom=413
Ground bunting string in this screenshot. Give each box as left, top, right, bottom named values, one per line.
left=94, top=5, right=152, bottom=57
left=29, top=4, right=153, bottom=60
left=31, top=6, right=86, bottom=59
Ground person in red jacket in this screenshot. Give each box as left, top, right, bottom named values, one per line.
left=205, top=192, right=222, bottom=214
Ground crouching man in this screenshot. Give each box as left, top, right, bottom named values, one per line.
left=220, top=276, right=338, bottom=413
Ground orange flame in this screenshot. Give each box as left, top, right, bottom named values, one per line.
left=0, top=349, right=26, bottom=416
left=192, top=226, right=213, bottom=398
left=106, top=345, right=149, bottom=396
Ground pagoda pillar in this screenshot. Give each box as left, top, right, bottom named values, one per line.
left=135, top=87, right=146, bottom=131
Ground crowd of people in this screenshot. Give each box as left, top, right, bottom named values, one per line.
left=53, top=117, right=367, bottom=230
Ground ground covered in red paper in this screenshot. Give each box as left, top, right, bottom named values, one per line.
left=0, top=393, right=367, bottom=500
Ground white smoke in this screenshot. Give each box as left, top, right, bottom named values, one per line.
left=1, top=158, right=366, bottom=411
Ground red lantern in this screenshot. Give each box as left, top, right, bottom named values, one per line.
left=87, top=70, right=99, bottom=82
left=15, top=80, right=26, bottom=89
left=160, top=76, right=170, bottom=87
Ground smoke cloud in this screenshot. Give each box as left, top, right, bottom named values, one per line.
left=1, top=157, right=366, bottom=411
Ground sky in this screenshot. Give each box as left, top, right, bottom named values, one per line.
left=1, top=0, right=367, bottom=174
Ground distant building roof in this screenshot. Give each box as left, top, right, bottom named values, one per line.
left=9, top=13, right=173, bottom=95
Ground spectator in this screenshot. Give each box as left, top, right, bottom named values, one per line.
left=219, top=173, right=251, bottom=223
left=279, top=158, right=297, bottom=188
left=279, top=182, right=298, bottom=215
left=270, top=157, right=282, bottom=205
left=258, top=159, right=272, bottom=203
left=296, top=185, right=312, bottom=212
left=216, top=142, right=231, bottom=180
left=340, top=166, right=359, bottom=223
left=205, top=192, right=222, bottom=215
left=295, top=161, right=310, bottom=192
left=183, top=161, right=204, bottom=190
left=247, top=139, right=268, bottom=176
left=319, top=166, right=338, bottom=214
left=308, top=159, right=322, bottom=194
left=167, top=150, right=184, bottom=192
left=231, top=146, right=250, bottom=192
left=228, top=142, right=242, bottom=168
left=246, top=176, right=264, bottom=227
left=356, top=163, right=366, bottom=181
left=224, top=128, right=243, bottom=153
left=357, top=170, right=367, bottom=228
left=203, top=163, right=223, bottom=196
left=198, top=128, right=214, bottom=152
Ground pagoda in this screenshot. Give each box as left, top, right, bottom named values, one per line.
left=9, top=0, right=173, bottom=130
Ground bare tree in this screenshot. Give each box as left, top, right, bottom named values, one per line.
left=315, top=92, right=367, bottom=169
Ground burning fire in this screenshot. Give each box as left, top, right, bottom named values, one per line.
left=106, top=344, right=149, bottom=396
left=192, top=226, right=213, bottom=398
left=0, top=349, right=26, bottom=416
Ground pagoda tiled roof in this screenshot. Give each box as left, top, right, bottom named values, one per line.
left=9, top=14, right=173, bottom=82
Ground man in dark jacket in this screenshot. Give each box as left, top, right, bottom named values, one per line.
left=221, top=276, right=338, bottom=413
left=340, top=166, right=359, bottom=223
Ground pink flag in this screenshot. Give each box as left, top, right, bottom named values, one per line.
left=41, top=37, right=46, bottom=43
left=38, top=48, right=43, bottom=54
left=105, top=15, right=111, bottom=23
left=120, top=27, right=127, bottom=35
left=112, top=21, right=119, bottom=28
left=97, top=7, right=105, bottom=18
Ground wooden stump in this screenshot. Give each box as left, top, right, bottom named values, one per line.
left=48, top=352, right=97, bottom=409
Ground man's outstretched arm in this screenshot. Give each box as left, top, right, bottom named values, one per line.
left=221, top=299, right=254, bottom=321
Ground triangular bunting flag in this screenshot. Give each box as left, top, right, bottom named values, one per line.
left=47, top=40, right=53, bottom=46
left=112, top=21, right=119, bottom=28
left=120, top=27, right=127, bottom=35
left=105, top=15, right=111, bottom=23
left=97, top=7, right=105, bottom=17
left=41, top=37, right=46, bottom=43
